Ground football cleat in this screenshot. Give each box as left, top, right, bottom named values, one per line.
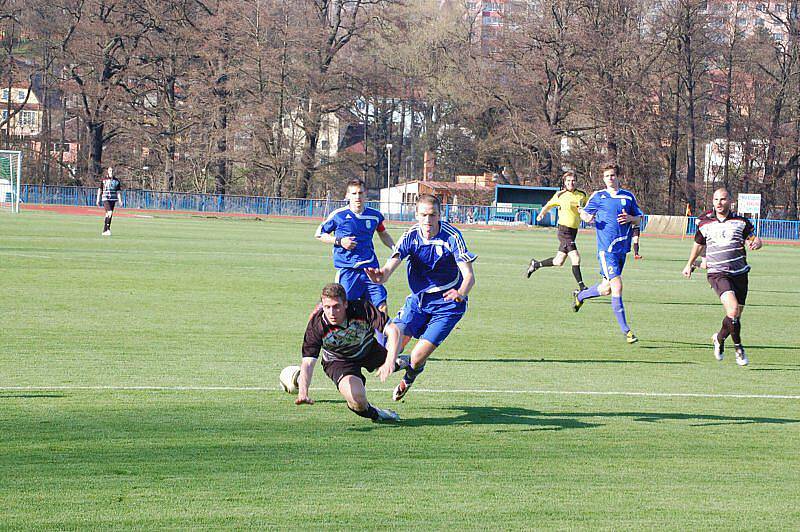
left=102, top=230, right=111, bottom=236
left=712, top=333, right=724, bottom=361
left=526, top=258, right=540, bottom=278
left=626, top=330, right=638, bottom=344
left=393, top=379, right=411, bottom=401
left=735, top=345, right=748, bottom=366
left=572, top=288, right=583, bottom=312
left=634, top=254, right=643, bottom=260
left=372, top=407, right=400, bottom=423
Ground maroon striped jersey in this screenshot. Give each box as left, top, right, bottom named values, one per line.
left=694, top=211, right=755, bottom=275
left=302, top=299, right=388, bottom=362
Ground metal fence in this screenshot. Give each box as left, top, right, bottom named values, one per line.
left=20, top=184, right=800, bottom=240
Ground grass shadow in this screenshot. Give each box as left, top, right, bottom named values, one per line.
left=0, top=393, right=66, bottom=399
left=353, top=405, right=602, bottom=432
left=356, top=406, right=799, bottom=431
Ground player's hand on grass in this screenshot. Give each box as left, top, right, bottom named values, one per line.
left=340, top=236, right=357, bottom=250
left=365, top=267, right=385, bottom=284
left=443, top=289, right=464, bottom=302
left=295, top=395, right=314, bottom=405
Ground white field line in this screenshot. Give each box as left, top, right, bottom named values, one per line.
left=1, top=385, right=799, bottom=400
left=0, top=252, right=53, bottom=259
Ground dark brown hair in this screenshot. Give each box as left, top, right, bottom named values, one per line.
left=346, top=179, right=366, bottom=192
left=601, top=161, right=620, bottom=174
left=321, top=283, right=347, bottom=302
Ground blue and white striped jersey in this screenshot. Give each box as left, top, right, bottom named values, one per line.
left=316, top=206, right=386, bottom=269
left=583, top=188, right=643, bottom=254
left=392, top=222, right=477, bottom=296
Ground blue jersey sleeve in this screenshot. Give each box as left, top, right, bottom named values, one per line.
left=447, top=230, right=477, bottom=263
left=583, top=192, right=601, bottom=215
left=392, top=228, right=415, bottom=260
left=317, top=214, right=337, bottom=236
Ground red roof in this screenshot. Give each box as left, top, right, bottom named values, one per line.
left=413, top=180, right=494, bottom=192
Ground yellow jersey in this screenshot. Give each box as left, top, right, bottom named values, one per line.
left=543, top=189, right=588, bottom=229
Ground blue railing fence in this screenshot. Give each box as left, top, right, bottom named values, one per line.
left=19, top=184, right=800, bottom=241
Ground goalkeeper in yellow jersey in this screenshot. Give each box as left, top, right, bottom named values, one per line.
left=526, top=171, right=588, bottom=291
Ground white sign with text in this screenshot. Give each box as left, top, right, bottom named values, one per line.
left=737, top=193, right=761, bottom=215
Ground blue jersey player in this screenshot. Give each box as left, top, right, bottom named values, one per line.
left=575, top=162, right=643, bottom=343
left=366, top=194, right=477, bottom=401
left=316, top=179, right=395, bottom=313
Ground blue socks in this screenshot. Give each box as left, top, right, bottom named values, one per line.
left=402, top=363, right=425, bottom=385
left=611, top=296, right=630, bottom=334
left=578, top=283, right=602, bottom=302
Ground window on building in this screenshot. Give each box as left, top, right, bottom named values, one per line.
left=756, top=3, right=766, bottom=12
left=755, top=17, right=765, bottom=27
left=17, top=90, right=26, bottom=101
left=1, top=110, right=7, bottom=120
left=20, top=111, right=36, bottom=126
left=319, top=140, right=329, bottom=150
left=776, top=3, right=785, bottom=13
left=1, top=89, right=7, bottom=101
left=773, top=32, right=784, bottom=41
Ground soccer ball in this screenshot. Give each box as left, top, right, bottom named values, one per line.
left=279, top=365, right=301, bottom=394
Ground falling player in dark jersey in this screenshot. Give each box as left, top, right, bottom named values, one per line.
left=682, top=188, right=763, bottom=366
left=296, top=283, right=407, bottom=422
left=95, top=167, right=122, bottom=236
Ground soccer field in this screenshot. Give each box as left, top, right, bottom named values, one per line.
left=2, top=210, right=799, bottom=529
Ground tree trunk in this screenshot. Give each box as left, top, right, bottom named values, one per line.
left=88, top=121, right=104, bottom=183
left=297, top=111, right=321, bottom=198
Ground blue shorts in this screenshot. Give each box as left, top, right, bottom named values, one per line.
left=336, top=268, right=388, bottom=307
left=598, top=250, right=626, bottom=280
left=391, top=292, right=467, bottom=346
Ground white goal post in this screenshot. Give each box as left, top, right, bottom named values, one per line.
left=0, top=150, right=22, bottom=213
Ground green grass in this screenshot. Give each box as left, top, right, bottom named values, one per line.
left=1, top=210, right=799, bottom=529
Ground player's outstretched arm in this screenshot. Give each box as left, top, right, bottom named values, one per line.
left=295, top=356, right=317, bottom=405
left=536, top=204, right=552, bottom=222
left=682, top=243, right=705, bottom=278
left=378, top=323, right=402, bottom=382
left=377, top=228, right=395, bottom=250
left=579, top=208, right=595, bottom=224
left=365, top=256, right=402, bottom=285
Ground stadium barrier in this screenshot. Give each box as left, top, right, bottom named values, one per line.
left=19, top=184, right=800, bottom=240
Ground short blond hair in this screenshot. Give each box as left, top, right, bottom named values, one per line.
left=416, top=194, right=441, bottom=212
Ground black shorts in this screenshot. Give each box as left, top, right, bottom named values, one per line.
left=632, top=225, right=641, bottom=237
left=321, top=342, right=387, bottom=388
left=557, top=225, right=579, bottom=254
left=707, top=272, right=748, bottom=305
left=103, top=200, right=116, bottom=211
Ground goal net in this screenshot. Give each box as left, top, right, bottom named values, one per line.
left=0, top=150, right=22, bottom=213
